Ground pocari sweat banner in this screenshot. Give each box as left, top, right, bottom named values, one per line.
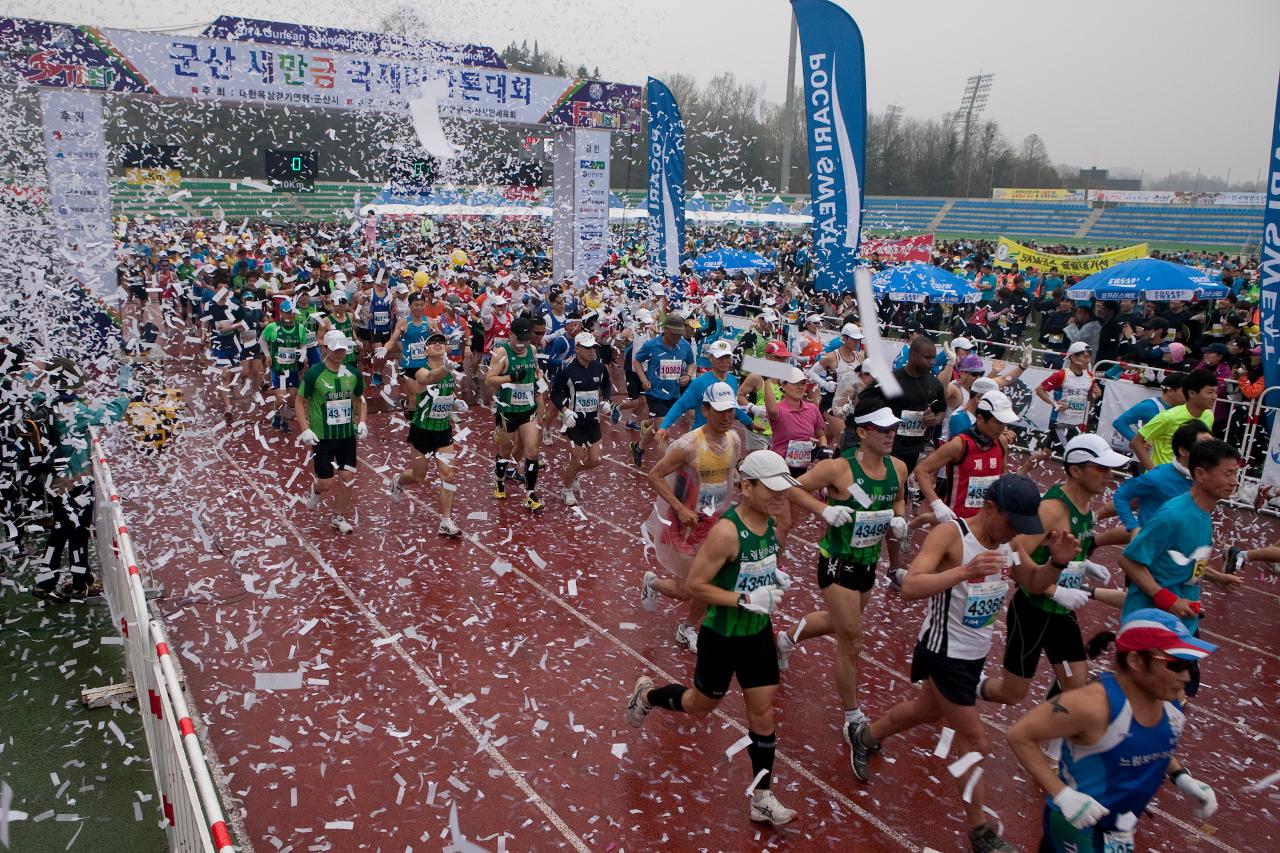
left=1262, top=70, right=1280, bottom=405
left=646, top=77, right=686, bottom=277
left=791, top=0, right=867, bottom=293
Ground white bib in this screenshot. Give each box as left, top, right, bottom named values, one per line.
left=964, top=475, right=998, bottom=509
left=1058, top=561, right=1086, bottom=591
left=734, top=553, right=778, bottom=593
left=276, top=346, right=299, bottom=365
left=899, top=409, right=926, bottom=437
left=325, top=398, right=352, bottom=426
left=696, top=480, right=729, bottom=516
left=508, top=383, right=535, bottom=407
left=848, top=509, right=893, bottom=549
left=428, top=394, right=454, bottom=420
left=658, top=358, right=684, bottom=381
left=962, top=580, right=1008, bottom=629
left=784, top=439, right=815, bottom=469
left=573, top=389, right=600, bottom=414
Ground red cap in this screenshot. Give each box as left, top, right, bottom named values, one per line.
left=764, top=340, right=792, bottom=358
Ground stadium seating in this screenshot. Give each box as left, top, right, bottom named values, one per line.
left=864, top=197, right=946, bottom=231
left=1087, top=204, right=1262, bottom=247
left=935, top=199, right=1091, bottom=238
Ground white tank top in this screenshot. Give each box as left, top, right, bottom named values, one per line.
left=833, top=348, right=861, bottom=400
left=917, top=518, right=1015, bottom=660
left=1057, top=368, right=1093, bottom=426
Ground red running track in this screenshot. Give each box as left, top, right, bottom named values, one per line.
left=109, top=365, right=1280, bottom=852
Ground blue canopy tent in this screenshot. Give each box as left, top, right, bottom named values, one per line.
left=692, top=248, right=776, bottom=274
left=871, top=262, right=980, bottom=304
left=761, top=196, right=791, bottom=215
left=719, top=195, right=751, bottom=214
left=1065, top=258, right=1230, bottom=301
left=686, top=193, right=710, bottom=212
left=608, top=192, right=627, bottom=209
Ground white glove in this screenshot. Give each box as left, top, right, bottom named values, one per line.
left=1082, top=559, right=1111, bottom=584
left=560, top=409, right=578, bottom=429
left=1051, top=585, right=1091, bottom=611
left=452, top=398, right=469, bottom=414
left=740, top=586, right=783, bottom=615
left=818, top=377, right=836, bottom=393
left=773, top=569, right=793, bottom=591
left=1053, top=787, right=1110, bottom=830
left=889, top=515, right=909, bottom=540
left=746, top=403, right=767, bottom=418
left=297, top=428, right=318, bottom=446
left=822, top=505, right=854, bottom=527
left=930, top=499, right=957, bottom=524
left=355, top=421, right=368, bottom=440
left=1174, top=772, right=1218, bottom=819
left=600, top=400, right=614, bottom=416
left=373, top=346, right=387, bottom=359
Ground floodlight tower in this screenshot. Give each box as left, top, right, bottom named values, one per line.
left=956, top=73, right=993, bottom=197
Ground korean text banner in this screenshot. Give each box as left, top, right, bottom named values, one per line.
left=792, top=0, right=866, bottom=292
left=646, top=78, right=686, bottom=277
left=0, top=16, right=641, bottom=129
left=861, top=234, right=933, bottom=263
left=991, top=188, right=1085, bottom=201
left=1261, top=70, right=1280, bottom=404
left=993, top=237, right=1147, bottom=275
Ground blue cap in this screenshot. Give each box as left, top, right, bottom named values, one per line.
left=279, top=298, right=294, bottom=313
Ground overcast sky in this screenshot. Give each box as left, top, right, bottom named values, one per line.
left=5, top=0, right=1277, bottom=185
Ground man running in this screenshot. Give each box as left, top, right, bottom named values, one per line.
left=774, top=405, right=907, bottom=753
left=630, top=312, right=695, bottom=468
left=1112, top=420, right=1212, bottom=535
left=1130, top=370, right=1217, bottom=470
left=486, top=316, right=545, bottom=511
left=296, top=330, right=367, bottom=535
left=390, top=332, right=465, bottom=536
left=380, top=291, right=433, bottom=410
left=853, top=335, right=945, bottom=470
left=809, top=322, right=864, bottom=445
left=913, top=390, right=1020, bottom=530
left=1036, top=341, right=1099, bottom=451
left=260, top=298, right=308, bottom=432
left=626, top=450, right=799, bottom=827
left=551, top=330, right=613, bottom=506
left=848, top=474, right=1079, bottom=853
left=1006, top=609, right=1219, bottom=852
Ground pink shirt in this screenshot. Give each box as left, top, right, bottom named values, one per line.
left=767, top=399, right=824, bottom=468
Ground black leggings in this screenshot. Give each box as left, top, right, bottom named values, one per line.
left=39, top=482, right=94, bottom=592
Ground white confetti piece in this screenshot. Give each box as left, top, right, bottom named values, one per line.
left=490, top=558, right=513, bottom=577
left=961, top=766, right=983, bottom=802
left=610, top=743, right=628, bottom=759
left=254, top=671, right=303, bottom=691
left=725, top=734, right=752, bottom=761
left=297, top=618, right=318, bottom=637
left=1246, top=767, right=1280, bottom=791
left=324, top=820, right=353, bottom=830
left=948, top=751, right=983, bottom=778
left=933, top=726, right=955, bottom=759
left=527, top=548, right=546, bottom=569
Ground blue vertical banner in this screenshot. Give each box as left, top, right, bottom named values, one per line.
left=646, top=77, right=686, bottom=277
left=791, top=0, right=866, bottom=293
left=1262, top=70, right=1280, bottom=404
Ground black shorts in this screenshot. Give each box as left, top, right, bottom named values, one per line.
left=646, top=396, right=675, bottom=418
left=130, top=284, right=148, bottom=302
left=911, top=642, right=985, bottom=707
left=1001, top=590, right=1086, bottom=679
left=565, top=420, right=602, bottom=446
left=240, top=343, right=263, bottom=360
left=407, top=424, right=454, bottom=455
left=496, top=408, right=536, bottom=433
left=362, top=329, right=392, bottom=345
left=693, top=625, right=780, bottom=700
left=313, top=437, right=357, bottom=479
left=820, top=391, right=836, bottom=412
left=626, top=372, right=642, bottom=400
left=817, top=554, right=875, bottom=593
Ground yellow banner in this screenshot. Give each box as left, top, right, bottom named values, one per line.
left=991, top=187, right=1084, bottom=201
left=124, top=167, right=181, bottom=187
left=993, top=237, right=1147, bottom=276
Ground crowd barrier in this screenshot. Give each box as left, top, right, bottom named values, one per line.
left=89, top=428, right=236, bottom=853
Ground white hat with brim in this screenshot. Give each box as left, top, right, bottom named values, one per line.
left=1064, top=433, right=1131, bottom=467
left=702, top=381, right=738, bottom=411
left=739, top=450, right=802, bottom=491
left=977, top=390, right=1020, bottom=425
left=841, top=323, right=864, bottom=339
left=705, top=339, right=734, bottom=359
left=854, top=406, right=901, bottom=428
left=322, top=330, right=352, bottom=351
left=952, top=336, right=975, bottom=350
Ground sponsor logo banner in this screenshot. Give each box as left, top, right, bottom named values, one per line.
left=861, top=233, right=933, bottom=263
left=1261, top=70, right=1280, bottom=404
left=1089, top=189, right=1265, bottom=206
left=992, top=187, right=1085, bottom=201
left=572, top=129, right=610, bottom=285
left=646, top=77, right=686, bottom=277
left=993, top=237, right=1147, bottom=276
left=124, top=167, right=180, bottom=186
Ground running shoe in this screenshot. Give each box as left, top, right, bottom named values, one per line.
left=270, top=414, right=283, bottom=431
left=538, top=455, right=548, bottom=471
left=625, top=420, right=642, bottom=431
left=301, top=489, right=321, bottom=511
left=626, top=675, right=654, bottom=728
left=748, top=790, right=797, bottom=826
left=388, top=478, right=404, bottom=503
left=330, top=515, right=354, bottom=535
left=845, top=720, right=873, bottom=782
left=889, top=567, right=907, bottom=593
left=437, top=517, right=462, bottom=537
left=561, top=487, right=578, bottom=506
left=674, top=621, right=698, bottom=653
left=32, top=585, right=69, bottom=604
left=524, top=493, right=544, bottom=513
left=776, top=631, right=797, bottom=672
left=968, top=822, right=1016, bottom=853
left=610, top=405, right=623, bottom=425
left=628, top=441, right=644, bottom=467
left=1224, top=545, right=1245, bottom=575
left=640, top=571, right=660, bottom=612
left=493, top=482, right=507, bottom=499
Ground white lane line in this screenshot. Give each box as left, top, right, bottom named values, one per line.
left=215, top=443, right=591, bottom=853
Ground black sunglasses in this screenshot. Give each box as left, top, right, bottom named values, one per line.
left=1146, top=653, right=1195, bottom=674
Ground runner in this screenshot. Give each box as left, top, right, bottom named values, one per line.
left=737, top=341, right=798, bottom=453
left=853, top=335, right=946, bottom=471
left=630, top=312, right=695, bottom=468
left=657, top=338, right=753, bottom=443
left=485, top=316, right=545, bottom=511
left=848, top=474, right=1079, bottom=853
left=1130, top=370, right=1218, bottom=470
left=626, top=450, right=799, bottom=827
left=551, top=330, right=613, bottom=506
left=379, top=292, right=433, bottom=410
left=913, top=390, right=1020, bottom=531
left=260, top=298, right=308, bottom=432
left=389, top=332, right=465, bottom=536
left=1112, top=420, right=1212, bottom=535
left=1036, top=341, right=1099, bottom=451
left=358, top=274, right=396, bottom=387
left=809, top=323, right=864, bottom=446
left=1006, top=609, right=1219, bottom=852
left=774, top=405, right=907, bottom=752
left=296, top=330, right=367, bottom=535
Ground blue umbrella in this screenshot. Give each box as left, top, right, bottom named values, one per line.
left=692, top=248, right=775, bottom=273
left=1065, top=258, right=1229, bottom=301
left=871, top=262, right=980, bottom=304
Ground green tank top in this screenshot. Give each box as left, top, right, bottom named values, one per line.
left=819, top=452, right=899, bottom=565
left=330, top=314, right=358, bottom=366
left=268, top=321, right=308, bottom=373
left=497, top=342, right=537, bottom=414
left=411, top=370, right=456, bottom=432
left=752, top=383, right=785, bottom=436
left=703, top=508, right=778, bottom=637
left=1024, top=483, right=1094, bottom=614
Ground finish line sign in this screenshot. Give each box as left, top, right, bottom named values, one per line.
left=0, top=16, right=640, bottom=129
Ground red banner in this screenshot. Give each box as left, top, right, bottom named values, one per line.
left=861, top=233, right=933, bottom=263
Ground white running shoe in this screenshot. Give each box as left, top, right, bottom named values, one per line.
left=674, top=621, right=698, bottom=653
left=437, top=517, right=461, bottom=537
left=749, top=790, right=797, bottom=826
left=626, top=675, right=654, bottom=728
left=640, top=571, right=660, bottom=612
left=776, top=631, right=797, bottom=672
left=889, top=567, right=907, bottom=592
left=388, top=478, right=404, bottom=503
left=330, top=515, right=353, bottom=535
left=562, top=487, right=578, bottom=506
left=301, top=489, right=320, bottom=511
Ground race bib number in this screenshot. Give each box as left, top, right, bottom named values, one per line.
left=325, top=398, right=352, bottom=426
left=573, top=390, right=600, bottom=414
left=1059, top=561, right=1086, bottom=591
left=963, top=580, right=1008, bottom=629
left=428, top=394, right=454, bottom=419
left=508, top=383, right=535, bottom=407
left=374, top=310, right=391, bottom=326
left=658, top=358, right=684, bottom=381
left=696, top=480, right=729, bottom=516
left=964, top=475, right=998, bottom=509
left=1102, top=831, right=1134, bottom=853
left=899, top=409, right=926, bottom=438
left=305, top=330, right=317, bottom=347
left=848, top=509, right=893, bottom=549
left=276, top=346, right=299, bottom=365
left=784, top=439, right=815, bottom=468
left=406, top=340, right=426, bottom=361
left=1192, top=558, right=1207, bottom=582
left=735, top=554, right=778, bottom=593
